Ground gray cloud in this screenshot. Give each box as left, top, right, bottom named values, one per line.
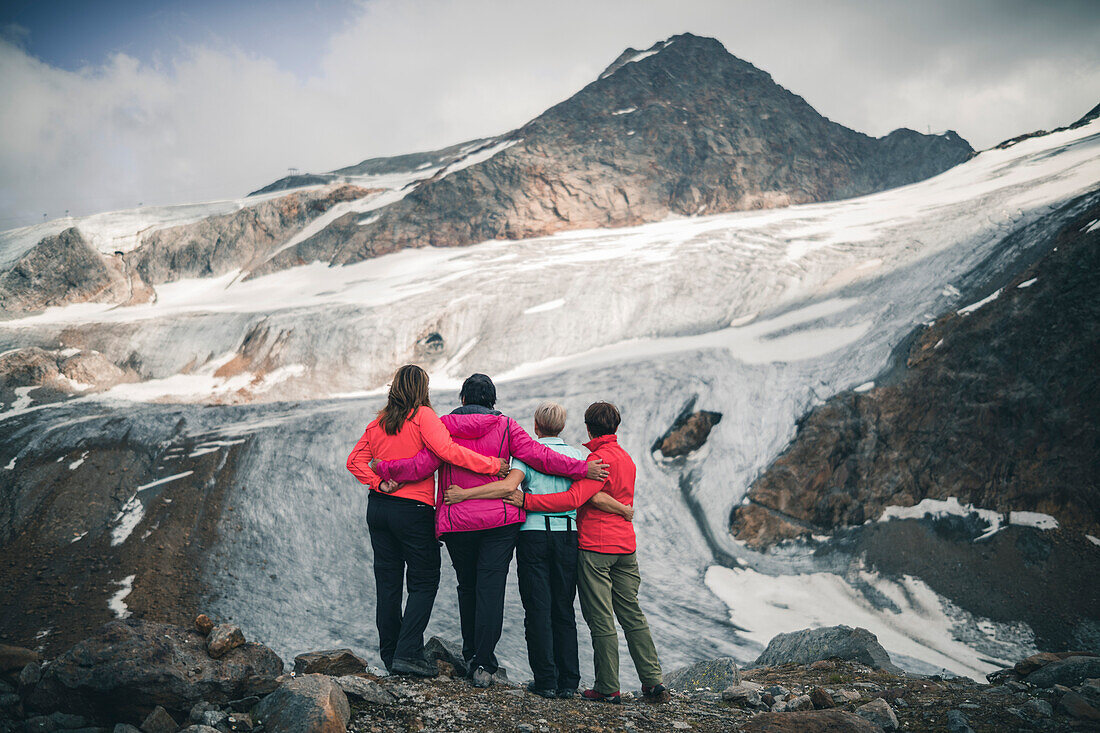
left=0, top=0, right=1097, bottom=229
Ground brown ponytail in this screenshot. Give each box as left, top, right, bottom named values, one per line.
left=378, top=364, right=432, bottom=435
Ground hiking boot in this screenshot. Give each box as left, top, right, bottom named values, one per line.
left=642, top=683, right=670, bottom=703
left=391, top=656, right=438, bottom=677
left=526, top=683, right=557, bottom=699
left=471, top=666, right=493, bottom=688
left=581, top=689, right=621, bottom=704
left=556, top=688, right=577, bottom=700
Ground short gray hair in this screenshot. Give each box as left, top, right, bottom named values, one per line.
left=533, top=401, right=567, bottom=436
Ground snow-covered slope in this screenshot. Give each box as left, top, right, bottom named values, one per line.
left=2, top=118, right=1098, bottom=684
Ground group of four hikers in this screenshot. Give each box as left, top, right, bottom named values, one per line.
left=346, top=364, right=668, bottom=704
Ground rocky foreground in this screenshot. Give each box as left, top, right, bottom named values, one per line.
left=2, top=618, right=1098, bottom=732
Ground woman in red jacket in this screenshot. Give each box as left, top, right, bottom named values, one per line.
left=346, top=364, right=507, bottom=677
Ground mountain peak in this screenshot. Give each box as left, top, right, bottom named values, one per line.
left=597, top=32, right=732, bottom=80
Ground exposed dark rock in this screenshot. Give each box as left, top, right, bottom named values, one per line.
left=739, top=709, right=883, bottom=732
left=139, top=706, right=177, bottom=733
left=292, top=649, right=368, bottom=677
left=0, top=228, right=148, bottom=318
left=664, top=657, right=741, bottom=692
left=258, top=33, right=971, bottom=275
left=810, top=686, right=835, bottom=709
left=0, top=644, right=38, bottom=676
left=733, top=196, right=1100, bottom=548
left=1026, top=656, right=1100, bottom=688
left=194, top=615, right=215, bottom=636
left=752, top=626, right=901, bottom=673
left=27, top=619, right=282, bottom=720
left=253, top=674, right=350, bottom=733
left=206, top=624, right=245, bottom=659
left=248, top=174, right=334, bottom=196
left=1058, top=690, right=1100, bottom=720
left=0, top=347, right=135, bottom=408
left=653, top=399, right=722, bottom=458
left=945, top=709, right=974, bottom=733
left=129, top=184, right=372, bottom=286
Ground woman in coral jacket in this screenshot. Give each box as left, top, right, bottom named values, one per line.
left=346, top=364, right=508, bottom=678
left=371, top=374, right=610, bottom=688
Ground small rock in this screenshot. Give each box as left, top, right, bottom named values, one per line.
left=179, top=727, right=221, bottom=733
left=1060, top=690, right=1100, bottom=720
left=113, top=726, right=141, bottom=733
left=856, top=698, right=898, bottom=730
left=47, top=713, right=89, bottom=729
left=1014, top=651, right=1094, bottom=676
left=334, top=675, right=396, bottom=705
left=253, top=674, right=350, bottom=733
left=23, top=717, right=57, bottom=733
left=665, top=657, right=741, bottom=693
left=207, top=624, right=246, bottom=659
left=292, top=649, right=368, bottom=676
left=809, top=687, right=834, bottom=709
left=1021, top=698, right=1053, bottom=719
left=226, top=713, right=252, bottom=732
left=945, top=709, right=975, bottom=733
left=672, top=723, right=691, bottom=730
left=1005, top=680, right=1029, bottom=691
left=423, top=637, right=467, bottom=677
left=190, top=702, right=219, bottom=723
left=200, top=710, right=227, bottom=728
left=516, top=725, right=534, bottom=733
left=195, top=614, right=215, bottom=635
left=787, top=694, right=813, bottom=711
left=721, top=684, right=761, bottom=707
left=140, top=706, right=178, bottom=733
left=761, top=684, right=789, bottom=697
left=19, top=662, right=42, bottom=688
left=832, top=689, right=862, bottom=703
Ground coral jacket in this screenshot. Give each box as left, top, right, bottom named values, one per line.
left=523, top=433, right=637, bottom=554
left=374, top=408, right=590, bottom=535
left=346, top=405, right=500, bottom=506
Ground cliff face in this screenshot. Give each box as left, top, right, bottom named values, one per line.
left=732, top=191, right=1100, bottom=549
left=258, top=33, right=972, bottom=272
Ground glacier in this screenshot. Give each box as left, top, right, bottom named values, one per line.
left=2, top=118, right=1098, bottom=686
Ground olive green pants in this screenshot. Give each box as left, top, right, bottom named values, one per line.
left=577, top=549, right=663, bottom=693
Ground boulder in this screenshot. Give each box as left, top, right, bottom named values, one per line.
left=787, top=694, right=814, bottom=711
left=333, top=676, right=396, bottom=705
left=1013, top=651, right=1082, bottom=675
left=1025, top=656, right=1100, bottom=688
left=140, top=706, right=177, bottom=733
left=753, top=626, right=901, bottom=673
left=664, top=657, right=741, bottom=692
left=720, top=683, right=761, bottom=707
left=740, top=710, right=884, bottom=732
left=810, top=687, right=835, bottom=709
left=423, top=637, right=467, bottom=676
left=20, top=662, right=42, bottom=688
left=27, top=619, right=283, bottom=720
left=292, top=649, right=368, bottom=677
left=654, top=406, right=722, bottom=458
left=1021, top=698, right=1053, bottom=719
left=113, top=725, right=141, bottom=733
left=254, top=675, right=350, bottom=733
left=206, top=624, right=246, bottom=659
left=945, top=709, right=974, bottom=733
left=856, top=698, right=898, bottom=730
left=1059, top=690, right=1100, bottom=720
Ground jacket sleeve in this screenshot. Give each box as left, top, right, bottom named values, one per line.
left=375, top=446, right=442, bottom=483
left=346, top=428, right=380, bottom=488
left=418, top=406, right=500, bottom=474
left=506, top=419, right=588, bottom=479
left=524, top=475, right=607, bottom=513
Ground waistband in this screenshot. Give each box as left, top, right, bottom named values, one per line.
left=369, top=490, right=434, bottom=508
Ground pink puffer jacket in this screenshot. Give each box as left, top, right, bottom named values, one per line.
left=373, top=410, right=590, bottom=535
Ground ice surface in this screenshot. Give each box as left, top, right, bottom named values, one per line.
left=109, top=471, right=193, bottom=545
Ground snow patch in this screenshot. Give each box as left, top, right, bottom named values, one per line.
left=70, top=531, right=87, bottom=543
left=11, top=386, right=35, bottom=411
left=612, top=107, right=637, bottom=116
left=109, top=471, right=194, bottom=546
left=957, top=289, right=1002, bottom=315
left=705, top=566, right=1007, bottom=680
left=1008, top=511, right=1059, bottom=531
left=108, top=575, right=136, bottom=619
left=3, top=458, right=14, bottom=470
left=1017, top=278, right=1037, bottom=288
left=881, top=497, right=1005, bottom=540
left=854, top=381, right=875, bottom=393
left=69, top=451, right=89, bottom=470
left=1087, top=535, right=1100, bottom=547
left=438, top=139, right=520, bottom=179
left=1084, top=218, right=1100, bottom=233
left=600, top=41, right=672, bottom=79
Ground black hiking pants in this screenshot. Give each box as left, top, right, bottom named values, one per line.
left=517, top=524, right=581, bottom=690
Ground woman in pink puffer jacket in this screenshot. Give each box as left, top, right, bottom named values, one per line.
left=373, top=373, right=608, bottom=686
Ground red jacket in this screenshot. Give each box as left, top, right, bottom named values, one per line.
left=523, top=434, right=636, bottom=554
left=346, top=405, right=500, bottom=506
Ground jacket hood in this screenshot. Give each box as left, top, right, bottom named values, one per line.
left=440, top=411, right=504, bottom=439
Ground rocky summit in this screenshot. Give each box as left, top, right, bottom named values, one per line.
left=4, top=619, right=1099, bottom=732
left=254, top=32, right=971, bottom=274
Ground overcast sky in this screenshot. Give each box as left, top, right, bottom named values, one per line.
left=1, top=0, right=1098, bottom=229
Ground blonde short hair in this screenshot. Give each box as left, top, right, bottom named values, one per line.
left=533, top=401, right=567, bottom=436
